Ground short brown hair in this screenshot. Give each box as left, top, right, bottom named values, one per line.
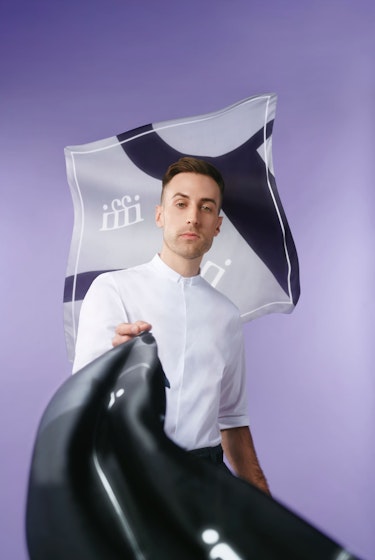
left=161, top=157, right=225, bottom=207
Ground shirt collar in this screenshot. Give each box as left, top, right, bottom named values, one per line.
left=151, top=254, right=202, bottom=286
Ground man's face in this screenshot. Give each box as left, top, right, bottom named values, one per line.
left=155, top=172, right=223, bottom=265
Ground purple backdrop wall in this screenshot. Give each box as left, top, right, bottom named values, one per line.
left=2, top=1, right=374, bottom=558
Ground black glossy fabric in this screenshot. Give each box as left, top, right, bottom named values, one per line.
left=26, top=334, right=359, bottom=560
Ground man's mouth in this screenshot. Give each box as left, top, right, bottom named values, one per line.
left=180, top=232, right=199, bottom=239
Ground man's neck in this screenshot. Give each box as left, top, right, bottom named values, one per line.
left=158, top=249, right=201, bottom=278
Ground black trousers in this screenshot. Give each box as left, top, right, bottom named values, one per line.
left=188, top=444, right=233, bottom=476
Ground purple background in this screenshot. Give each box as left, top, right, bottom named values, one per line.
left=2, top=1, right=374, bottom=558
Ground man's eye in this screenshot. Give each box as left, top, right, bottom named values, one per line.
left=201, top=205, right=213, bottom=212
left=176, top=201, right=186, bottom=208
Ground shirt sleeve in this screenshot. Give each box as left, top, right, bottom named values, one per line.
left=218, top=315, right=249, bottom=430
left=72, top=273, right=128, bottom=374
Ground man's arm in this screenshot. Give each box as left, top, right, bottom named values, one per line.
left=221, top=426, right=271, bottom=495
left=73, top=273, right=151, bottom=373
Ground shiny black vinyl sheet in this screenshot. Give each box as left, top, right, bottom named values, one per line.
left=26, top=333, right=359, bottom=560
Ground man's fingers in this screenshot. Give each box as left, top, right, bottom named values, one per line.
left=112, top=334, right=132, bottom=347
left=133, top=320, right=152, bottom=332
left=112, top=321, right=152, bottom=346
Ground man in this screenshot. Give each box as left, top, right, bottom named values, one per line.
left=73, top=156, right=270, bottom=494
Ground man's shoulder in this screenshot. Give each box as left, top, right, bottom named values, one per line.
left=89, top=260, right=153, bottom=293
left=98, top=260, right=152, bottom=280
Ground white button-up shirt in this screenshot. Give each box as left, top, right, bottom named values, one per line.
left=73, top=255, right=249, bottom=450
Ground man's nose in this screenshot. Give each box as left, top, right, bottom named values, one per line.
left=186, top=209, right=199, bottom=225
left=186, top=216, right=198, bottom=225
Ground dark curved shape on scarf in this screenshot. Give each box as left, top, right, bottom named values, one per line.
left=118, top=124, right=300, bottom=305
left=26, top=334, right=357, bottom=560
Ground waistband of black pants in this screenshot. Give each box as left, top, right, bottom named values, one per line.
left=188, top=444, right=223, bottom=464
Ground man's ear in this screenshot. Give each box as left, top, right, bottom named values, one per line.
left=155, top=205, right=164, bottom=228
left=214, top=215, right=223, bottom=237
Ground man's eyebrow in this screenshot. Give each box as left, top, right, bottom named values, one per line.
left=171, top=193, right=218, bottom=206
left=200, top=197, right=218, bottom=206
left=172, top=192, right=189, bottom=199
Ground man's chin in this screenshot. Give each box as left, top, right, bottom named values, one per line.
left=165, top=238, right=212, bottom=261
left=179, top=245, right=212, bottom=261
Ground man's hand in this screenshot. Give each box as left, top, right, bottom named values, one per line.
left=112, top=321, right=152, bottom=347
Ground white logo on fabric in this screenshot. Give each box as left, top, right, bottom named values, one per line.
left=201, top=259, right=232, bottom=288
left=100, top=195, right=144, bottom=231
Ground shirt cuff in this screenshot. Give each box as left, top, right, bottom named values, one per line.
left=218, top=414, right=249, bottom=430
